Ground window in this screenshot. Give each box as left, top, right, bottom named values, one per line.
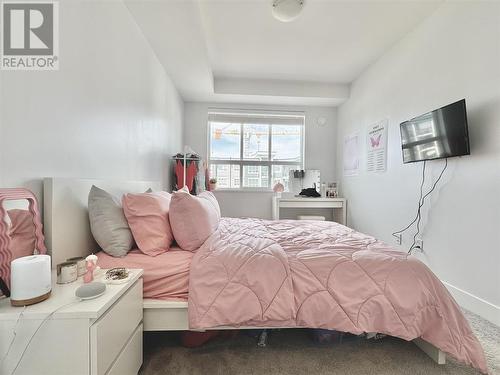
left=208, top=110, right=304, bottom=190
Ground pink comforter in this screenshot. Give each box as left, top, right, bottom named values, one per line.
left=188, top=218, right=488, bottom=373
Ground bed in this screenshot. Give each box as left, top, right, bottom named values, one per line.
left=42, top=178, right=488, bottom=374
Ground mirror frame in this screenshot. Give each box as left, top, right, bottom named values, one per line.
left=0, top=188, right=46, bottom=293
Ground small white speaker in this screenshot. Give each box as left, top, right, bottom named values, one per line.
left=75, top=282, right=106, bottom=300
left=10, top=255, right=52, bottom=306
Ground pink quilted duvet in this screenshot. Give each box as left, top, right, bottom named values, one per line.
left=188, top=218, right=488, bottom=373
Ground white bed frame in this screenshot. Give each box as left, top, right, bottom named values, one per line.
left=42, top=177, right=445, bottom=365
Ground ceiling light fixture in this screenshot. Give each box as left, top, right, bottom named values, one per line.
left=272, top=0, right=304, bottom=23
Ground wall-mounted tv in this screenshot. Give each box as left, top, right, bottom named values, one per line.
left=400, top=99, right=470, bottom=163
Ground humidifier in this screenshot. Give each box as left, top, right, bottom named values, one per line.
left=10, top=254, right=52, bottom=306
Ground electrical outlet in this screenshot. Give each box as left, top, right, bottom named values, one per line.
left=414, top=238, right=424, bottom=252
left=394, top=234, right=402, bottom=245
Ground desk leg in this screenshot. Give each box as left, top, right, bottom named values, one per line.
left=334, top=205, right=347, bottom=226
left=272, top=198, right=279, bottom=220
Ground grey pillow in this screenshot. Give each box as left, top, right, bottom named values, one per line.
left=88, top=185, right=134, bottom=257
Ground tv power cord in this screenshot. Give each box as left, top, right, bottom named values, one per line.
left=392, top=158, right=448, bottom=254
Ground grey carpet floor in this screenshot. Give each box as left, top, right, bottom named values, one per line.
left=140, top=310, right=500, bottom=375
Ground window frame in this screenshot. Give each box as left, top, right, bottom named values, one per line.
left=207, top=111, right=305, bottom=191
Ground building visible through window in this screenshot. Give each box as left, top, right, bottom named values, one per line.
left=208, top=110, right=305, bottom=190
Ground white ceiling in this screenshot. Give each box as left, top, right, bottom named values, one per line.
left=126, top=0, right=442, bottom=106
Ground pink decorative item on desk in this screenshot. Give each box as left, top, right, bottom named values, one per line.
left=273, top=182, right=284, bottom=198
left=83, top=254, right=98, bottom=283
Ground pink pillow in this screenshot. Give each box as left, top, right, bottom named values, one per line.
left=169, top=187, right=221, bottom=251
left=122, top=191, right=173, bottom=256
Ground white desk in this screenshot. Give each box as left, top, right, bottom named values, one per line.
left=272, top=197, right=347, bottom=225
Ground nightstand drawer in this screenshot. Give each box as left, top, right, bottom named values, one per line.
left=91, top=279, right=143, bottom=375
left=107, top=323, right=143, bottom=375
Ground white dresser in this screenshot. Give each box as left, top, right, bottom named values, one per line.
left=0, top=269, right=144, bottom=375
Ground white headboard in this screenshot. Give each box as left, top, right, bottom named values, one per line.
left=43, top=178, right=161, bottom=267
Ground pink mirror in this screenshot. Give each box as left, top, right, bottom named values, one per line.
left=0, top=188, right=46, bottom=296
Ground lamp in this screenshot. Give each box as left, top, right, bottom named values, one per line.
left=272, top=0, right=304, bottom=23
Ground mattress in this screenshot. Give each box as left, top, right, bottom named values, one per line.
left=96, top=246, right=192, bottom=301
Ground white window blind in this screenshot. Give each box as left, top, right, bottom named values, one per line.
left=208, top=110, right=305, bottom=190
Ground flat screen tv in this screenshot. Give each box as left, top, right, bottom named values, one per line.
left=400, top=99, right=470, bottom=163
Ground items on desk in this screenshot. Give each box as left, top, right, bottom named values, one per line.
left=56, top=261, right=78, bottom=284
left=66, top=256, right=86, bottom=277
left=289, top=169, right=321, bottom=196
left=75, top=282, right=106, bottom=300
left=326, top=182, right=338, bottom=198
left=293, top=170, right=305, bottom=178
left=83, top=254, right=99, bottom=284
left=10, top=254, right=52, bottom=306
left=105, top=267, right=129, bottom=281
left=299, top=187, right=321, bottom=198
left=320, top=182, right=327, bottom=197
left=273, top=182, right=285, bottom=198
left=104, top=267, right=131, bottom=284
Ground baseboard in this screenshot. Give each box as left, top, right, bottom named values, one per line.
left=442, top=281, right=500, bottom=327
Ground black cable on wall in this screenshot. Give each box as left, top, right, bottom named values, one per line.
left=392, top=158, right=449, bottom=254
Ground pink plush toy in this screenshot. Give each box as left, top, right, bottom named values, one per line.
left=83, top=254, right=98, bottom=283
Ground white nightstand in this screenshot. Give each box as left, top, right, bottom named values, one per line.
left=0, top=269, right=144, bottom=375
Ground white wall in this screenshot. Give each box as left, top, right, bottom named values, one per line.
left=336, top=2, right=500, bottom=325
left=0, top=0, right=183, bottom=200
left=184, top=102, right=337, bottom=219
